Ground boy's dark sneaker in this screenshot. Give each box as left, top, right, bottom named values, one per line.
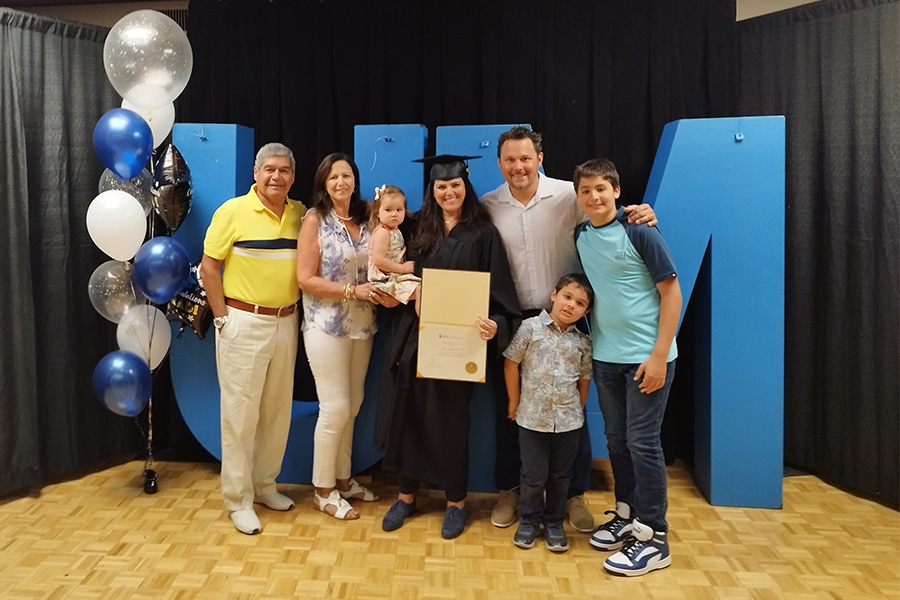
left=590, top=501, right=633, bottom=550
left=603, top=519, right=671, bottom=577
left=382, top=499, right=417, bottom=531
left=513, top=521, right=538, bottom=549
left=544, top=523, right=569, bottom=553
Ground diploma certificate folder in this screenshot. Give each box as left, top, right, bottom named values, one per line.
left=417, top=268, right=490, bottom=382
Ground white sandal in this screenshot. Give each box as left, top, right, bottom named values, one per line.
left=314, top=489, right=359, bottom=520
left=338, top=478, right=379, bottom=502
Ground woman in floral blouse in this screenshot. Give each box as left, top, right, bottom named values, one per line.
left=296, top=153, right=397, bottom=520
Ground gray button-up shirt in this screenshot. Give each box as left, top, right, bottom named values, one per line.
left=503, top=311, right=593, bottom=433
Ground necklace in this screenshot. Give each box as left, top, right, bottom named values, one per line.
left=334, top=210, right=353, bottom=222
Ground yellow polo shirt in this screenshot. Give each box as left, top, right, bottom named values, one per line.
left=203, top=184, right=306, bottom=307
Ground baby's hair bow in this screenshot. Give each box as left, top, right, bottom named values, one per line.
left=374, top=184, right=387, bottom=201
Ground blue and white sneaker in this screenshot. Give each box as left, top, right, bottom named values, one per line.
left=590, top=501, right=633, bottom=550
left=603, top=519, right=671, bottom=577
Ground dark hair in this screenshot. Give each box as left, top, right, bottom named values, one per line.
left=310, top=153, right=368, bottom=224
left=554, top=272, right=594, bottom=311
left=408, top=177, right=491, bottom=260
left=572, top=157, right=620, bottom=191
left=497, top=126, right=543, bottom=157
left=368, top=185, right=407, bottom=230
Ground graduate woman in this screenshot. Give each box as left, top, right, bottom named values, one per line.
left=374, top=155, right=521, bottom=539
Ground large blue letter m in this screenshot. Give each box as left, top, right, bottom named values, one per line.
left=645, top=117, right=785, bottom=508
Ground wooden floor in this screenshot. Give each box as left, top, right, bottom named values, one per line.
left=0, top=459, right=897, bottom=600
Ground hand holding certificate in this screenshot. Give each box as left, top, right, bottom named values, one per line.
left=417, top=268, right=492, bottom=382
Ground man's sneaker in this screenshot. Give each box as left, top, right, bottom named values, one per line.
left=491, top=488, right=519, bottom=528
left=590, top=501, right=633, bottom=550
left=603, top=519, right=671, bottom=577
left=513, top=521, right=538, bottom=549
left=566, top=495, right=595, bottom=532
left=545, top=523, right=569, bottom=553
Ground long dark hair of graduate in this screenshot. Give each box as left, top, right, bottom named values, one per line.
left=408, top=177, right=491, bottom=260
left=309, top=152, right=369, bottom=225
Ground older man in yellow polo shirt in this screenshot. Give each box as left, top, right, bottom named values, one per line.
left=200, top=143, right=306, bottom=535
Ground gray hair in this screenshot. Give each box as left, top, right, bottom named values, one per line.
left=255, top=142, right=295, bottom=172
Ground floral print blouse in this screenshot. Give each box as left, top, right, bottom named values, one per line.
left=301, top=209, right=377, bottom=339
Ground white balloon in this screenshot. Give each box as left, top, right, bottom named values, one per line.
left=117, top=305, right=171, bottom=370
left=86, top=190, right=147, bottom=261
left=122, top=99, right=175, bottom=149
left=104, top=10, right=193, bottom=109
left=98, top=168, right=153, bottom=216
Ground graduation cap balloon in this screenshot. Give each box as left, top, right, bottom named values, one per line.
left=414, top=154, right=480, bottom=182
left=151, top=143, right=193, bottom=231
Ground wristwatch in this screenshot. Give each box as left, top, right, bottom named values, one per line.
left=213, top=315, right=229, bottom=329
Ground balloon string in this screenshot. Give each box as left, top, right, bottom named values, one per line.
left=133, top=403, right=155, bottom=473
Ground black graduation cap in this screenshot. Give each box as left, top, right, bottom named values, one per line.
left=414, top=154, right=481, bottom=182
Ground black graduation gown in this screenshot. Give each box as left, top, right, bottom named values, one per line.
left=374, top=222, right=521, bottom=493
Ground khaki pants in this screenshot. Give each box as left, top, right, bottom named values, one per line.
left=215, top=307, right=298, bottom=511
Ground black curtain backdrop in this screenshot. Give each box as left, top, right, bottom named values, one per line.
left=738, top=0, right=899, bottom=508
left=179, top=0, right=736, bottom=205
left=0, top=8, right=145, bottom=498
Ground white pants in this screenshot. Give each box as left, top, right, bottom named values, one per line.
left=216, top=307, right=298, bottom=511
left=304, top=327, right=373, bottom=488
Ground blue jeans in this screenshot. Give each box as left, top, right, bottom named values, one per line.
left=592, top=359, right=676, bottom=532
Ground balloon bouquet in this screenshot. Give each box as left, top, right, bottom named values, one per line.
left=88, top=10, right=195, bottom=494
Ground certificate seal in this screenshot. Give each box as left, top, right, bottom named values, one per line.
left=465, top=362, right=478, bottom=374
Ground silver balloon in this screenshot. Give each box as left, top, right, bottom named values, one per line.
left=88, top=260, right=148, bottom=323
left=98, top=168, right=153, bottom=216
left=103, top=10, right=193, bottom=109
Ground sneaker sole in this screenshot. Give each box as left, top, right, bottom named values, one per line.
left=589, top=537, right=624, bottom=551
left=604, top=555, right=672, bottom=577
left=546, top=543, right=569, bottom=553
left=569, top=519, right=595, bottom=533
left=513, top=539, right=535, bottom=549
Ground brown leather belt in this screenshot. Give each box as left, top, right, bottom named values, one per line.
left=225, top=297, right=297, bottom=317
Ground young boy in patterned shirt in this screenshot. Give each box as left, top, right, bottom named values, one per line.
left=503, top=273, right=594, bottom=553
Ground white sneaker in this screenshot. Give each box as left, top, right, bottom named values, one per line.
left=255, top=492, right=295, bottom=511
left=230, top=508, right=261, bottom=535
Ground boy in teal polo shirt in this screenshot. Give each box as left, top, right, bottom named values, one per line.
left=573, top=158, right=682, bottom=577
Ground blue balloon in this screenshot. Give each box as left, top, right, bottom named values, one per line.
left=93, top=108, right=154, bottom=180
left=133, top=236, right=190, bottom=304
left=93, top=350, right=152, bottom=417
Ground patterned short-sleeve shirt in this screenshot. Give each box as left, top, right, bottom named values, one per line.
left=503, top=311, right=593, bottom=433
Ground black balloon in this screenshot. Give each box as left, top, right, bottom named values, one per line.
left=152, top=143, right=192, bottom=231
left=166, top=263, right=212, bottom=339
